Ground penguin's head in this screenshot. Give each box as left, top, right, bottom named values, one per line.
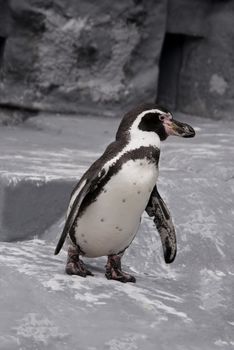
left=116, top=103, right=195, bottom=142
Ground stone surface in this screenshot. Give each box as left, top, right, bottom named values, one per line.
left=167, top=0, right=210, bottom=37
left=0, top=0, right=166, bottom=115
left=1, top=1, right=234, bottom=120
left=0, top=113, right=119, bottom=242
left=0, top=0, right=12, bottom=37
left=0, top=112, right=234, bottom=349
left=176, top=1, right=234, bottom=119
left=0, top=177, right=74, bottom=242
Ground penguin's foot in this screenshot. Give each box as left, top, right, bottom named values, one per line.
left=65, top=258, right=93, bottom=277
left=105, top=255, right=136, bottom=283
left=65, top=246, right=93, bottom=277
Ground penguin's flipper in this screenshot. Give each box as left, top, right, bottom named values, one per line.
left=54, top=169, right=106, bottom=255
left=145, top=186, right=177, bottom=263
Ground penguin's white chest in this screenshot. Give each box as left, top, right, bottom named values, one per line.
left=73, top=159, right=158, bottom=257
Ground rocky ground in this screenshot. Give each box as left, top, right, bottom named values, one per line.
left=0, top=112, right=234, bottom=350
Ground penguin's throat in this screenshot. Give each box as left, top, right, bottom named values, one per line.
left=128, top=130, right=161, bottom=150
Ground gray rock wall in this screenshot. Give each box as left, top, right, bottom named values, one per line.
left=167, top=0, right=210, bottom=37
left=0, top=0, right=12, bottom=37
left=0, top=0, right=166, bottom=116
left=175, top=0, right=234, bottom=119
left=0, top=0, right=234, bottom=119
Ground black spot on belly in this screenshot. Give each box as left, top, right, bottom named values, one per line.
left=137, top=190, right=141, bottom=194
left=122, top=198, right=126, bottom=203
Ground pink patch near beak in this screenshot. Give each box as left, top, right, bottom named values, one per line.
left=163, top=119, right=175, bottom=136
left=163, top=116, right=196, bottom=138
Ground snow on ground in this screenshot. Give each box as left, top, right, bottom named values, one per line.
left=0, top=112, right=234, bottom=350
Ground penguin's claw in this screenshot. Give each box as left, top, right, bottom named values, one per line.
left=105, top=255, right=136, bottom=283
left=65, top=259, right=94, bottom=277
left=105, top=269, right=136, bottom=283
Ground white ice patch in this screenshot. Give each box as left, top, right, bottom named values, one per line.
left=0, top=148, right=97, bottom=180
left=105, top=333, right=147, bottom=350
left=214, top=339, right=234, bottom=347
left=0, top=335, right=20, bottom=349
left=75, top=292, right=111, bottom=305
left=113, top=283, right=192, bottom=322
left=13, top=313, right=67, bottom=345
left=199, top=268, right=226, bottom=311
left=42, top=275, right=67, bottom=291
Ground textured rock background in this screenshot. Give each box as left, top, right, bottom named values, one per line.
left=0, top=0, right=234, bottom=121
left=172, top=0, right=234, bottom=119
left=0, top=0, right=166, bottom=117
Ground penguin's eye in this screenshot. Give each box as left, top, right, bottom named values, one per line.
left=159, top=114, right=172, bottom=122
left=159, top=115, right=166, bottom=121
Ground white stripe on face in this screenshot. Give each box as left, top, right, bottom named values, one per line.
left=104, top=109, right=162, bottom=171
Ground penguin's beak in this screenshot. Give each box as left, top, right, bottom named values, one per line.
left=163, top=116, right=195, bottom=138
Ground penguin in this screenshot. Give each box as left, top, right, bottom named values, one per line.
left=54, top=103, right=195, bottom=283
